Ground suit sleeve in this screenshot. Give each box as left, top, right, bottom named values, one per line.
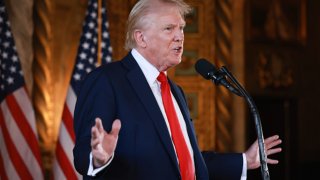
left=202, top=151, right=243, bottom=180
left=73, top=67, right=117, bottom=176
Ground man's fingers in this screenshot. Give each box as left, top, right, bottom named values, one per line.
left=267, top=139, right=282, bottom=150
left=91, top=126, right=100, bottom=148
left=267, top=147, right=282, bottom=156
left=265, top=135, right=280, bottom=144
left=110, top=119, right=121, bottom=136
left=91, top=126, right=98, bottom=139
left=267, top=158, right=279, bottom=165
left=265, top=135, right=282, bottom=150
left=91, top=137, right=100, bottom=149
left=95, top=118, right=104, bottom=133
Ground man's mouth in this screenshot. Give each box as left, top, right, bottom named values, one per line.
left=173, top=46, right=182, bottom=53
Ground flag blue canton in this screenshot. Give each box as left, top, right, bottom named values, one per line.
left=0, top=2, right=25, bottom=102
left=71, top=0, right=112, bottom=94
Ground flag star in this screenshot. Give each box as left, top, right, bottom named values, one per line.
left=108, top=46, right=113, bottom=52
left=86, top=67, right=92, bottom=73
left=79, top=52, right=87, bottom=60
left=10, top=66, right=16, bottom=73
left=2, top=52, right=8, bottom=59
left=91, top=12, right=97, bottom=18
left=3, top=41, right=10, bottom=48
left=5, top=30, right=11, bottom=37
left=106, top=56, right=112, bottom=62
left=93, top=2, right=97, bottom=8
left=82, top=42, right=90, bottom=49
left=89, top=58, right=94, bottom=64
left=93, top=37, right=97, bottom=43
left=101, top=42, right=106, bottom=48
left=12, top=55, right=18, bottom=62
left=105, top=22, right=109, bottom=28
left=73, top=73, right=81, bottom=81
left=102, top=32, right=109, bottom=38
left=85, top=32, right=92, bottom=39
left=91, top=47, right=96, bottom=54
left=88, top=21, right=95, bottom=29
left=77, top=62, right=84, bottom=70
left=7, top=76, right=14, bottom=84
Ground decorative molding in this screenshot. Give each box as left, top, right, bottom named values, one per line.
left=214, top=0, right=233, bottom=152
left=33, top=0, right=54, bottom=176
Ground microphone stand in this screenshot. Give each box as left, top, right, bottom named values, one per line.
left=219, top=66, right=270, bottom=180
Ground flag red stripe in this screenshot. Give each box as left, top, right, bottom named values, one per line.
left=55, top=141, right=78, bottom=180
left=0, top=109, right=33, bottom=179
left=62, top=103, right=75, bottom=141
left=0, top=151, right=8, bottom=180
left=6, top=93, right=42, bottom=164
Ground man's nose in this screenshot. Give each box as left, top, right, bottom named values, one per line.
left=174, top=30, right=184, bottom=42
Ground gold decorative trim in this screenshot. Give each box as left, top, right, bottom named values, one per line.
left=214, top=0, right=233, bottom=152
left=33, top=0, right=54, bottom=176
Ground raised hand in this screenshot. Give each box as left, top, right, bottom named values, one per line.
left=245, top=135, right=282, bottom=170
left=91, top=118, right=121, bottom=168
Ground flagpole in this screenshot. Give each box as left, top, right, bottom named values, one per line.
left=97, top=0, right=102, bottom=65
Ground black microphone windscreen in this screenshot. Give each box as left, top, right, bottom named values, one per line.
left=195, top=58, right=217, bottom=80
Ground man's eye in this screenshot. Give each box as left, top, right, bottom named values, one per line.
left=165, top=27, right=173, bottom=31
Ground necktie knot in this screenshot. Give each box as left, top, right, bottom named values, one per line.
left=157, top=72, right=167, bottom=84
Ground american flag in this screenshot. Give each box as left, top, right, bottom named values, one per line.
left=0, top=1, right=44, bottom=179
left=52, top=0, right=112, bottom=179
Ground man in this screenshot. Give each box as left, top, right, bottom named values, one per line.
left=73, top=0, right=282, bottom=179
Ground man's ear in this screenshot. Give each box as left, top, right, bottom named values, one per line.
left=134, top=30, right=147, bottom=48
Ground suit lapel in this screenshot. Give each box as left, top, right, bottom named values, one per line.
left=121, top=54, right=180, bottom=174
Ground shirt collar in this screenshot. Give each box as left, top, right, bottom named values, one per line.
left=131, top=49, right=165, bottom=86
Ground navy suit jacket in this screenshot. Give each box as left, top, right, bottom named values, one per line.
left=73, top=53, right=243, bottom=180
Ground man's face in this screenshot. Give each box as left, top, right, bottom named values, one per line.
left=140, top=4, right=185, bottom=71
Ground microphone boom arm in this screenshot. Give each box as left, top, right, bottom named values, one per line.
left=220, top=66, right=270, bottom=180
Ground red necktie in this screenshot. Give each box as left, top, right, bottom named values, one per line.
left=157, top=72, right=195, bottom=180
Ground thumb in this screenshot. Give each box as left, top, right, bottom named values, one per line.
left=110, top=119, right=121, bottom=136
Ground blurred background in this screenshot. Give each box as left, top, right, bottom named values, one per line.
left=1, top=0, right=319, bottom=179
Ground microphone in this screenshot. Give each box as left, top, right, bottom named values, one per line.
left=195, top=59, right=270, bottom=179
left=195, top=58, right=242, bottom=97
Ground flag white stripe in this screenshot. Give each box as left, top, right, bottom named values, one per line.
left=0, top=129, right=20, bottom=180
left=52, top=158, right=66, bottom=180
left=1, top=100, right=43, bottom=180
left=59, top=122, right=75, bottom=164
left=66, top=87, right=76, bottom=116
left=53, top=129, right=82, bottom=179
left=13, top=87, right=38, bottom=137
left=53, top=109, right=81, bottom=179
